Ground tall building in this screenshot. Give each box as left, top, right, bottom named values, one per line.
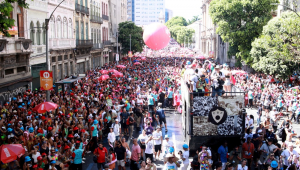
left=27, top=0, right=48, bottom=90
left=165, top=8, right=173, bottom=22
left=48, top=0, right=76, bottom=82
left=101, top=0, right=111, bottom=64
left=0, top=1, right=33, bottom=103
left=128, top=0, right=165, bottom=26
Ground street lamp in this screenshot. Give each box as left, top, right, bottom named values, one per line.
left=44, top=0, right=66, bottom=101
left=129, top=34, right=131, bottom=64
left=271, top=3, right=300, bottom=18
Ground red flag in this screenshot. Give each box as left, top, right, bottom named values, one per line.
left=231, top=75, right=236, bottom=85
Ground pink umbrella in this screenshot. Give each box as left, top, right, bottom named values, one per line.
left=108, top=69, right=118, bottom=73
left=141, top=57, right=146, bottom=61
left=116, top=65, right=126, bottom=69
left=99, top=70, right=108, bottom=74
left=33, top=102, right=58, bottom=113
left=111, top=72, right=124, bottom=78
left=197, top=56, right=206, bottom=60
left=98, top=75, right=110, bottom=81
left=134, top=62, right=142, bottom=65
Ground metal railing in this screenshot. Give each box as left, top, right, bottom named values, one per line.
left=102, top=14, right=109, bottom=20
left=90, top=15, right=103, bottom=24
left=84, top=6, right=89, bottom=15
left=75, top=3, right=89, bottom=15
left=92, top=43, right=103, bottom=49
left=76, top=39, right=93, bottom=47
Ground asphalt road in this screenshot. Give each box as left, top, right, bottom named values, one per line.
left=82, top=108, right=186, bottom=170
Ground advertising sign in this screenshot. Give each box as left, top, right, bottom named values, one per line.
left=40, top=71, right=53, bottom=90
left=128, top=51, right=133, bottom=57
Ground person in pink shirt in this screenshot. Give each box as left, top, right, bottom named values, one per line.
left=131, top=139, right=141, bottom=170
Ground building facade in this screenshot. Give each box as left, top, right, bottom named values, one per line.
left=165, top=8, right=173, bottom=23
left=0, top=1, right=33, bottom=103
left=127, top=0, right=134, bottom=21
left=187, top=20, right=201, bottom=50
left=101, top=0, right=110, bottom=64
left=48, top=0, right=76, bottom=82
left=27, top=0, right=48, bottom=90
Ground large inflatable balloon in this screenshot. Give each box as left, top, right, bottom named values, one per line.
left=143, top=23, right=170, bottom=50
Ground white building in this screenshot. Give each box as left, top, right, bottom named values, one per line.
left=134, top=0, right=165, bottom=26
left=187, top=20, right=201, bottom=50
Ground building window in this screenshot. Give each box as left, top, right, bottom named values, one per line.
left=42, top=23, right=46, bottom=45
left=63, top=18, right=67, bottom=38
left=91, top=28, right=94, bottom=43
left=52, top=57, right=56, bottom=62
left=36, top=21, right=41, bottom=45
left=68, top=19, right=72, bottom=39
left=81, top=21, right=84, bottom=39
left=50, top=16, right=55, bottom=38
left=5, top=69, right=14, bottom=75
left=30, top=22, right=35, bottom=45
left=17, top=66, right=26, bottom=73
left=57, top=16, right=61, bottom=38
left=58, top=55, right=62, bottom=61
left=86, top=23, right=88, bottom=40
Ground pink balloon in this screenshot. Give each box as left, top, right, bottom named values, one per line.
left=143, top=23, right=170, bottom=50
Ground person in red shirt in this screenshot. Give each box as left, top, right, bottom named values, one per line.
left=94, top=143, right=108, bottom=170
left=242, top=137, right=254, bottom=169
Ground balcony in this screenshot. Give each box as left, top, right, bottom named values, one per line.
left=92, top=43, right=103, bottom=50
left=103, top=40, right=111, bottom=46
left=90, top=15, right=103, bottom=24
left=76, top=39, right=93, bottom=47
left=102, top=14, right=109, bottom=21
left=49, top=39, right=75, bottom=49
left=0, top=38, right=33, bottom=56
left=75, top=3, right=89, bottom=15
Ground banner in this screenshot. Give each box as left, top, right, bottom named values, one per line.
left=128, top=51, right=132, bottom=57
left=40, top=71, right=53, bottom=90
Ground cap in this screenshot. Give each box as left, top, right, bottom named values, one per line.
left=64, top=145, right=70, bottom=150
left=271, top=161, right=278, bottom=168
left=51, top=160, right=56, bottom=164
left=42, top=153, right=47, bottom=156
left=24, top=156, right=31, bottom=162
left=76, top=140, right=81, bottom=144
left=257, top=129, right=263, bottom=133
left=32, top=164, right=38, bottom=168
left=215, top=65, right=220, bottom=69
left=73, top=127, right=79, bottom=131
left=29, top=127, right=34, bottom=133
left=165, top=135, right=169, bottom=139
left=94, top=120, right=98, bottom=125
left=68, top=134, right=74, bottom=138
left=115, top=119, right=119, bottom=122
left=156, top=125, right=161, bottom=129
left=183, top=144, right=189, bottom=149
left=37, top=156, right=42, bottom=161
left=48, top=127, right=53, bottom=131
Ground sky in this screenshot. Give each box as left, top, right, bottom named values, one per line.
left=165, top=0, right=202, bottom=22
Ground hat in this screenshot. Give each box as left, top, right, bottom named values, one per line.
left=68, top=134, right=74, bottom=138
left=37, top=156, right=42, bottom=161
left=48, top=127, right=53, bottom=131
left=32, top=164, right=38, bottom=168
left=215, top=65, right=220, bottom=69
left=64, top=145, right=70, bottom=150
left=29, top=127, right=34, bottom=133
left=7, top=128, right=12, bottom=132
left=93, top=120, right=98, bottom=125
left=270, top=161, right=278, bottom=168
left=24, top=156, right=31, bottom=162
left=156, top=125, right=161, bottom=129
left=186, top=61, right=191, bottom=65
left=169, top=147, right=174, bottom=153
left=73, top=127, right=79, bottom=131
left=76, top=140, right=81, bottom=144
left=115, top=119, right=119, bottom=122
left=42, top=153, right=47, bottom=156
left=257, top=129, right=263, bottom=134
left=183, top=144, right=189, bottom=149
left=165, top=135, right=169, bottom=139
left=165, top=153, right=174, bottom=158
left=51, top=160, right=56, bottom=164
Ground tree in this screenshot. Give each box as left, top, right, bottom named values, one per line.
left=165, top=16, right=188, bottom=29
left=176, top=27, right=195, bottom=45
left=118, top=21, right=145, bottom=55
left=209, top=0, right=278, bottom=65
left=0, top=0, right=28, bottom=36
left=187, top=15, right=200, bottom=25
left=169, top=25, right=182, bottom=40
left=250, top=12, right=300, bottom=79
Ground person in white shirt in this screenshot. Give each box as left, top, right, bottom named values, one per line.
left=237, top=159, right=248, bottom=170
left=180, top=144, right=190, bottom=170
left=145, top=135, right=154, bottom=162
left=138, top=130, right=149, bottom=160
left=211, top=65, right=225, bottom=97
left=31, top=146, right=41, bottom=164
left=163, top=135, right=174, bottom=156
left=281, top=143, right=299, bottom=169
left=111, top=119, right=121, bottom=141
left=152, top=126, right=163, bottom=161
left=163, top=153, right=179, bottom=170
left=108, top=127, right=116, bottom=147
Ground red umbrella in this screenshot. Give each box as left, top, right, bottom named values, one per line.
left=0, top=144, right=25, bottom=163
left=141, top=57, right=146, bottom=61
left=108, top=69, right=118, bottom=73
left=33, top=102, right=58, bottom=113
left=98, top=74, right=110, bottom=81
left=111, top=72, right=124, bottom=78
left=99, top=70, right=108, bottom=74
left=117, top=65, right=126, bottom=69
left=134, top=62, right=142, bottom=65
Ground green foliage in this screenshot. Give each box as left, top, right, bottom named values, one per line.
left=165, top=16, right=188, bottom=28
left=250, top=12, right=300, bottom=79
left=209, top=0, right=278, bottom=65
left=0, top=0, right=28, bottom=36
left=187, top=15, right=200, bottom=25
left=118, top=21, right=145, bottom=55
left=176, top=27, right=195, bottom=44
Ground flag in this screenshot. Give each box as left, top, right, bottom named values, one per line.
left=231, top=75, right=236, bottom=85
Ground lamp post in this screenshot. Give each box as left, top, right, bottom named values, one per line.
left=44, top=0, right=66, bottom=101
left=129, top=34, right=131, bottom=64
left=116, top=32, right=119, bottom=65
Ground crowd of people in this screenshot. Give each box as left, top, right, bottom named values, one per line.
left=1, top=55, right=300, bottom=170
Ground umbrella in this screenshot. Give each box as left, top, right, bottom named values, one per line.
left=99, top=70, right=108, bottom=74
left=108, top=69, right=118, bottom=73
left=98, top=74, right=110, bottom=81
left=0, top=144, right=25, bottom=163
left=141, top=57, right=146, bottom=61
left=33, top=102, right=58, bottom=113
left=116, top=65, right=126, bottom=69
left=111, top=72, right=124, bottom=78
left=134, top=62, right=142, bottom=65
left=197, top=56, right=206, bottom=60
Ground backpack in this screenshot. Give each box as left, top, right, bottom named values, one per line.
left=277, top=127, right=286, bottom=138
